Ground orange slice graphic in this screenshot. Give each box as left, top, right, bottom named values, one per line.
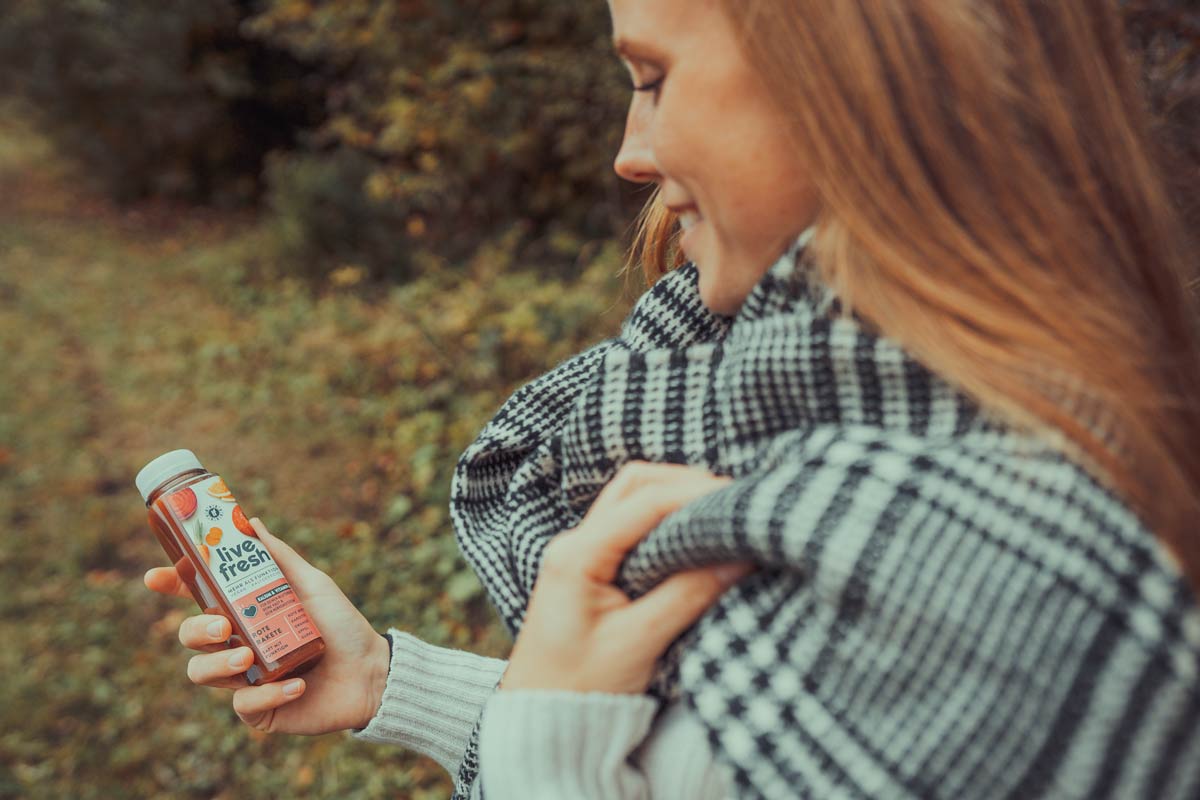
left=232, top=506, right=255, bottom=537
left=205, top=526, right=224, bottom=546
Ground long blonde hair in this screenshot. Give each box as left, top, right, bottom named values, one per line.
left=626, top=1, right=1200, bottom=592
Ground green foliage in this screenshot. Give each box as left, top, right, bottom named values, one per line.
left=0, top=0, right=329, bottom=205
left=249, top=0, right=631, bottom=280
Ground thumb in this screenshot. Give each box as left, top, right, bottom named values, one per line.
left=620, top=562, right=756, bottom=655
left=249, top=518, right=327, bottom=595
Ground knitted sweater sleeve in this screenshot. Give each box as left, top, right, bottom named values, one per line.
left=478, top=690, right=660, bottom=800
left=350, top=629, right=507, bottom=778
left=350, top=631, right=728, bottom=799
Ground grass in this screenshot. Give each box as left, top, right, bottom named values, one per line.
left=0, top=108, right=632, bottom=799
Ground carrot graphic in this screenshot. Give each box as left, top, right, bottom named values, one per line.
left=191, top=518, right=211, bottom=564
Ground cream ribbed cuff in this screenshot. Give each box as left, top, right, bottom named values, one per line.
left=479, top=689, right=660, bottom=800
left=350, top=628, right=507, bottom=778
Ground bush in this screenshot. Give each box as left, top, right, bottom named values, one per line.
left=247, top=0, right=634, bottom=280
left=264, top=145, right=417, bottom=282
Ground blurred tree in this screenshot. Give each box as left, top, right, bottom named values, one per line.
left=0, top=0, right=332, bottom=205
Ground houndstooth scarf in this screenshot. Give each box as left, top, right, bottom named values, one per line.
left=447, top=231, right=1200, bottom=799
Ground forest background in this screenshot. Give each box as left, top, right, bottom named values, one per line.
left=0, top=1, right=1195, bottom=797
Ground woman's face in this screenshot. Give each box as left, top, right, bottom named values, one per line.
left=608, top=0, right=818, bottom=315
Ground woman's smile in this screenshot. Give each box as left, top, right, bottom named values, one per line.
left=674, top=207, right=703, bottom=257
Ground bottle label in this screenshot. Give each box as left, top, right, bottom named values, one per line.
left=162, top=475, right=320, bottom=663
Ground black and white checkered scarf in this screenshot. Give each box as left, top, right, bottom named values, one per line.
left=448, top=231, right=1200, bottom=799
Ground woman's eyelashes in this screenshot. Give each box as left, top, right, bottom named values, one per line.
left=632, top=75, right=664, bottom=100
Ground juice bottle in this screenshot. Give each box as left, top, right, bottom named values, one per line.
left=136, top=449, right=325, bottom=685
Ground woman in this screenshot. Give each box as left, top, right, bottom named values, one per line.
left=146, top=0, right=1200, bottom=797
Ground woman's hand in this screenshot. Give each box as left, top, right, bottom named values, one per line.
left=143, top=519, right=391, bottom=735
left=499, top=462, right=756, bottom=694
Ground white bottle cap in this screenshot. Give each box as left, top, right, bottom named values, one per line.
left=135, top=449, right=206, bottom=503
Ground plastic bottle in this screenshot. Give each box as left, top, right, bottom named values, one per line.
left=136, top=449, right=325, bottom=685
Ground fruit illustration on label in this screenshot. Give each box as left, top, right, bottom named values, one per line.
left=199, top=544, right=211, bottom=564
left=207, top=479, right=236, bottom=503
left=167, top=488, right=197, bottom=520
left=232, top=505, right=255, bottom=537
left=205, top=526, right=224, bottom=546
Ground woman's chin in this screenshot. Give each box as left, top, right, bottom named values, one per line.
left=696, top=268, right=743, bottom=316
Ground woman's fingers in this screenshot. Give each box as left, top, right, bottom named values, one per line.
left=186, top=647, right=254, bottom=689
left=595, top=461, right=720, bottom=504
left=621, top=562, right=757, bottom=654
left=178, top=613, right=232, bottom=650
left=572, top=476, right=732, bottom=582
left=144, top=566, right=193, bottom=600
left=232, top=679, right=306, bottom=731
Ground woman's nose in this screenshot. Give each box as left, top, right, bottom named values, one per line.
left=613, top=103, right=660, bottom=185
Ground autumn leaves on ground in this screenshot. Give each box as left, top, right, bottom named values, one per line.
left=0, top=111, right=632, bottom=798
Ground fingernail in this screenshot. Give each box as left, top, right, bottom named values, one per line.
left=229, top=650, right=251, bottom=669
left=283, top=680, right=304, bottom=696
left=715, top=563, right=754, bottom=585
left=207, top=620, right=226, bottom=639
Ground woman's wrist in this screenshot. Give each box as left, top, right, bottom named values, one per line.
left=348, top=629, right=509, bottom=779
left=359, top=631, right=392, bottom=730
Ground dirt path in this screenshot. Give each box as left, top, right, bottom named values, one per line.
left=0, top=111, right=421, bottom=542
